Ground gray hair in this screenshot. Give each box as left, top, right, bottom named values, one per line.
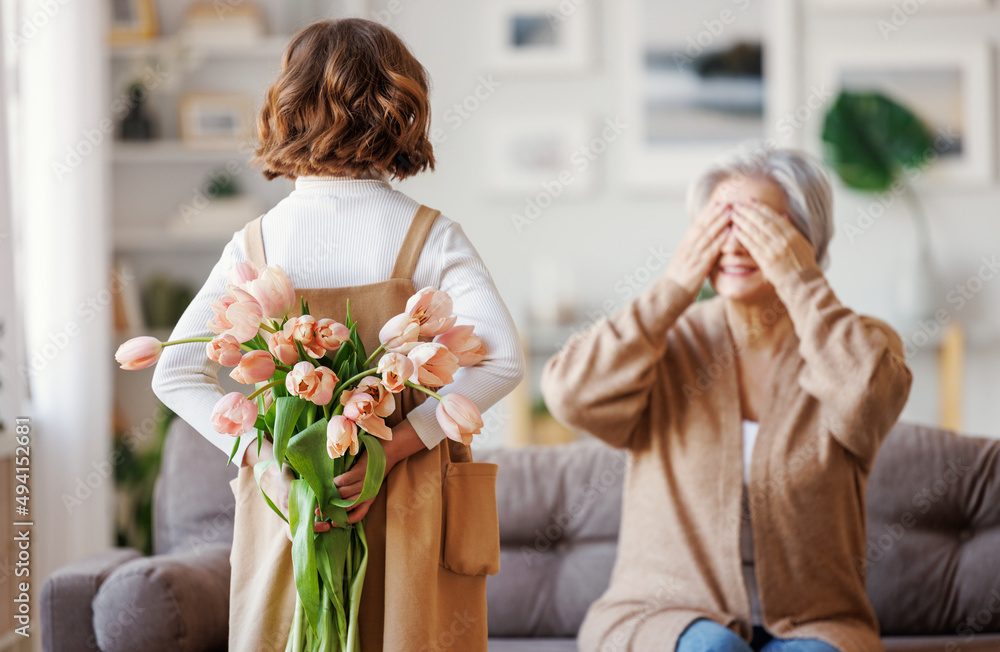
left=686, top=146, right=834, bottom=269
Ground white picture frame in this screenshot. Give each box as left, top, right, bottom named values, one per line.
left=486, top=0, right=595, bottom=74
left=617, top=0, right=795, bottom=194
left=178, top=93, right=256, bottom=151
left=809, top=0, right=989, bottom=11
left=486, top=115, right=595, bottom=197
left=814, top=42, right=994, bottom=187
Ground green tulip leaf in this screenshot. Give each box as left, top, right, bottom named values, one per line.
left=330, top=338, right=355, bottom=369
left=316, top=527, right=350, bottom=616
left=347, top=319, right=367, bottom=365
left=226, top=436, right=241, bottom=466
left=821, top=90, right=935, bottom=193
left=252, top=458, right=288, bottom=524
left=345, top=524, right=369, bottom=652
left=289, top=479, right=320, bottom=634
left=272, top=396, right=307, bottom=465
left=284, top=418, right=349, bottom=528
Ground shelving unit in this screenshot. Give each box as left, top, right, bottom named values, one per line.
left=108, top=35, right=291, bottom=61
left=113, top=140, right=245, bottom=164
left=107, top=13, right=299, bottom=463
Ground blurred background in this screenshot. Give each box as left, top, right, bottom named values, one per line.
left=1, top=0, right=999, bottom=649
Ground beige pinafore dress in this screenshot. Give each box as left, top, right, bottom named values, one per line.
left=227, top=205, right=501, bottom=651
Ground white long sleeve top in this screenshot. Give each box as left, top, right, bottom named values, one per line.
left=151, top=176, right=526, bottom=464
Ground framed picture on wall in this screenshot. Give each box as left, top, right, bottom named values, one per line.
left=178, top=93, right=256, bottom=150
left=617, top=0, right=794, bottom=193
left=109, top=0, right=159, bottom=44
left=487, top=0, right=595, bottom=74
left=486, top=116, right=595, bottom=197
left=815, top=42, right=994, bottom=186
left=809, top=0, right=989, bottom=11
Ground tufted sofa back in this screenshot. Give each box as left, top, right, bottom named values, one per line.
left=152, top=417, right=239, bottom=555
left=477, top=442, right=626, bottom=637
left=478, top=422, right=1000, bottom=639
left=865, top=422, right=1000, bottom=636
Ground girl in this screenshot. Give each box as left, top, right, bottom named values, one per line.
left=152, top=18, right=524, bottom=651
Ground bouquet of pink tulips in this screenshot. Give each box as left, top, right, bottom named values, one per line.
left=116, top=261, right=487, bottom=651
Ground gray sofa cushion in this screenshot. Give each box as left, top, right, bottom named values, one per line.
left=866, top=422, right=1000, bottom=636
left=41, top=547, right=142, bottom=652
left=481, top=423, right=1000, bottom=645
left=478, top=443, right=624, bottom=637
left=153, top=418, right=238, bottom=555
left=92, top=544, right=230, bottom=652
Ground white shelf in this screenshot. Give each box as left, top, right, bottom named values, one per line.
left=114, top=226, right=231, bottom=253
left=113, top=140, right=249, bottom=164
left=109, top=35, right=290, bottom=61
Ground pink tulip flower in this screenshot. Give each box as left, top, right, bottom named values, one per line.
left=407, top=342, right=459, bottom=387
left=377, top=352, right=415, bottom=393
left=434, top=325, right=486, bottom=367
left=284, top=315, right=316, bottom=344
left=206, top=334, right=244, bottom=367
left=206, top=296, right=237, bottom=335
left=266, top=329, right=300, bottom=366
left=244, top=265, right=296, bottom=320
left=316, top=318, right=350, bottom=352
left=435, top=393, right=483, bottom=446
left=406, top=287, right=457, bottom=337
left=379, top=312, right=421, bottom=353
left=340, top=381, right=393, bottom=440
left=228, top=260, right=259, bottom=287
left=115, top=336, right=163, bottom=370
left=226, top=301, right=264, bottom=343
left=357, top=376, right=395, bottom=417
left=284, top=315, right=327, bottom=359
left=211, top=392, right=258, bottom=436
left=311, top=366, right=338, bottom=405
left=226, top=283, right=258, bottom=304
left=326, top=415, right=360, bottom=459
left=285, top=361, right=338, bottom=406
left=230, top=349, right=276, bottom=384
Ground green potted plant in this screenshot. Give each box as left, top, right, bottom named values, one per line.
left=821, top=90, right=939, bottom=324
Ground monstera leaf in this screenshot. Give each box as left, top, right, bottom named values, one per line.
left=821, top=90, right=934, bottom=192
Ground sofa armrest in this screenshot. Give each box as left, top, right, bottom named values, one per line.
left=92, top=543, right=231, bottom=652
left=41, top=547, right=143, bottom=652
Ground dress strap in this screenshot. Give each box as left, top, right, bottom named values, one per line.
left=390, top=205, right=441, bottom=280
left=243, top=215, right=267, bottom=268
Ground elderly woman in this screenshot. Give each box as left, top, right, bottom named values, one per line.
left=542, top=148, right=912, bottom=652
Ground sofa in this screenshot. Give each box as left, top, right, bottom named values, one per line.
left=41, top=419, right=1000, bottom=651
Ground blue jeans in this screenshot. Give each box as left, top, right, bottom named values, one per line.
left=676, top=619, right=841, bottom=652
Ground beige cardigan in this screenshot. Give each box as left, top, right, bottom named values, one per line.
left=542, top=268, right=913, bottom=652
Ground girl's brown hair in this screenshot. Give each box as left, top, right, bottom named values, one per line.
left=253, top=19, right=435, bottom=181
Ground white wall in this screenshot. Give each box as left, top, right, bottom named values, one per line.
left=376, top=0, right=1000, bottom=438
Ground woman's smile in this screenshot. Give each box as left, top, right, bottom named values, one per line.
left=718, top=262, right=759, bottom=277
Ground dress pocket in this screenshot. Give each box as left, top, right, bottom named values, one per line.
left=440, top=461, right=501, bottom=576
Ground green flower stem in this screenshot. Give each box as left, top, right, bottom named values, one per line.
left=162, top=337, right=214, bottom=346
left=335, top=368, right=379, bottom=396
left=363, top=344, right=386, bottom=369
left=323, top=403, right=330, bottom=421
left=247, top=379, right=283, bottom=401
left=163, top=336, right=259, bottom=354
left=275, top=363, right=292, bottom=372
left=306, top=404, right=315, bottom=428
left=403, top=380, right=442, bottom=401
